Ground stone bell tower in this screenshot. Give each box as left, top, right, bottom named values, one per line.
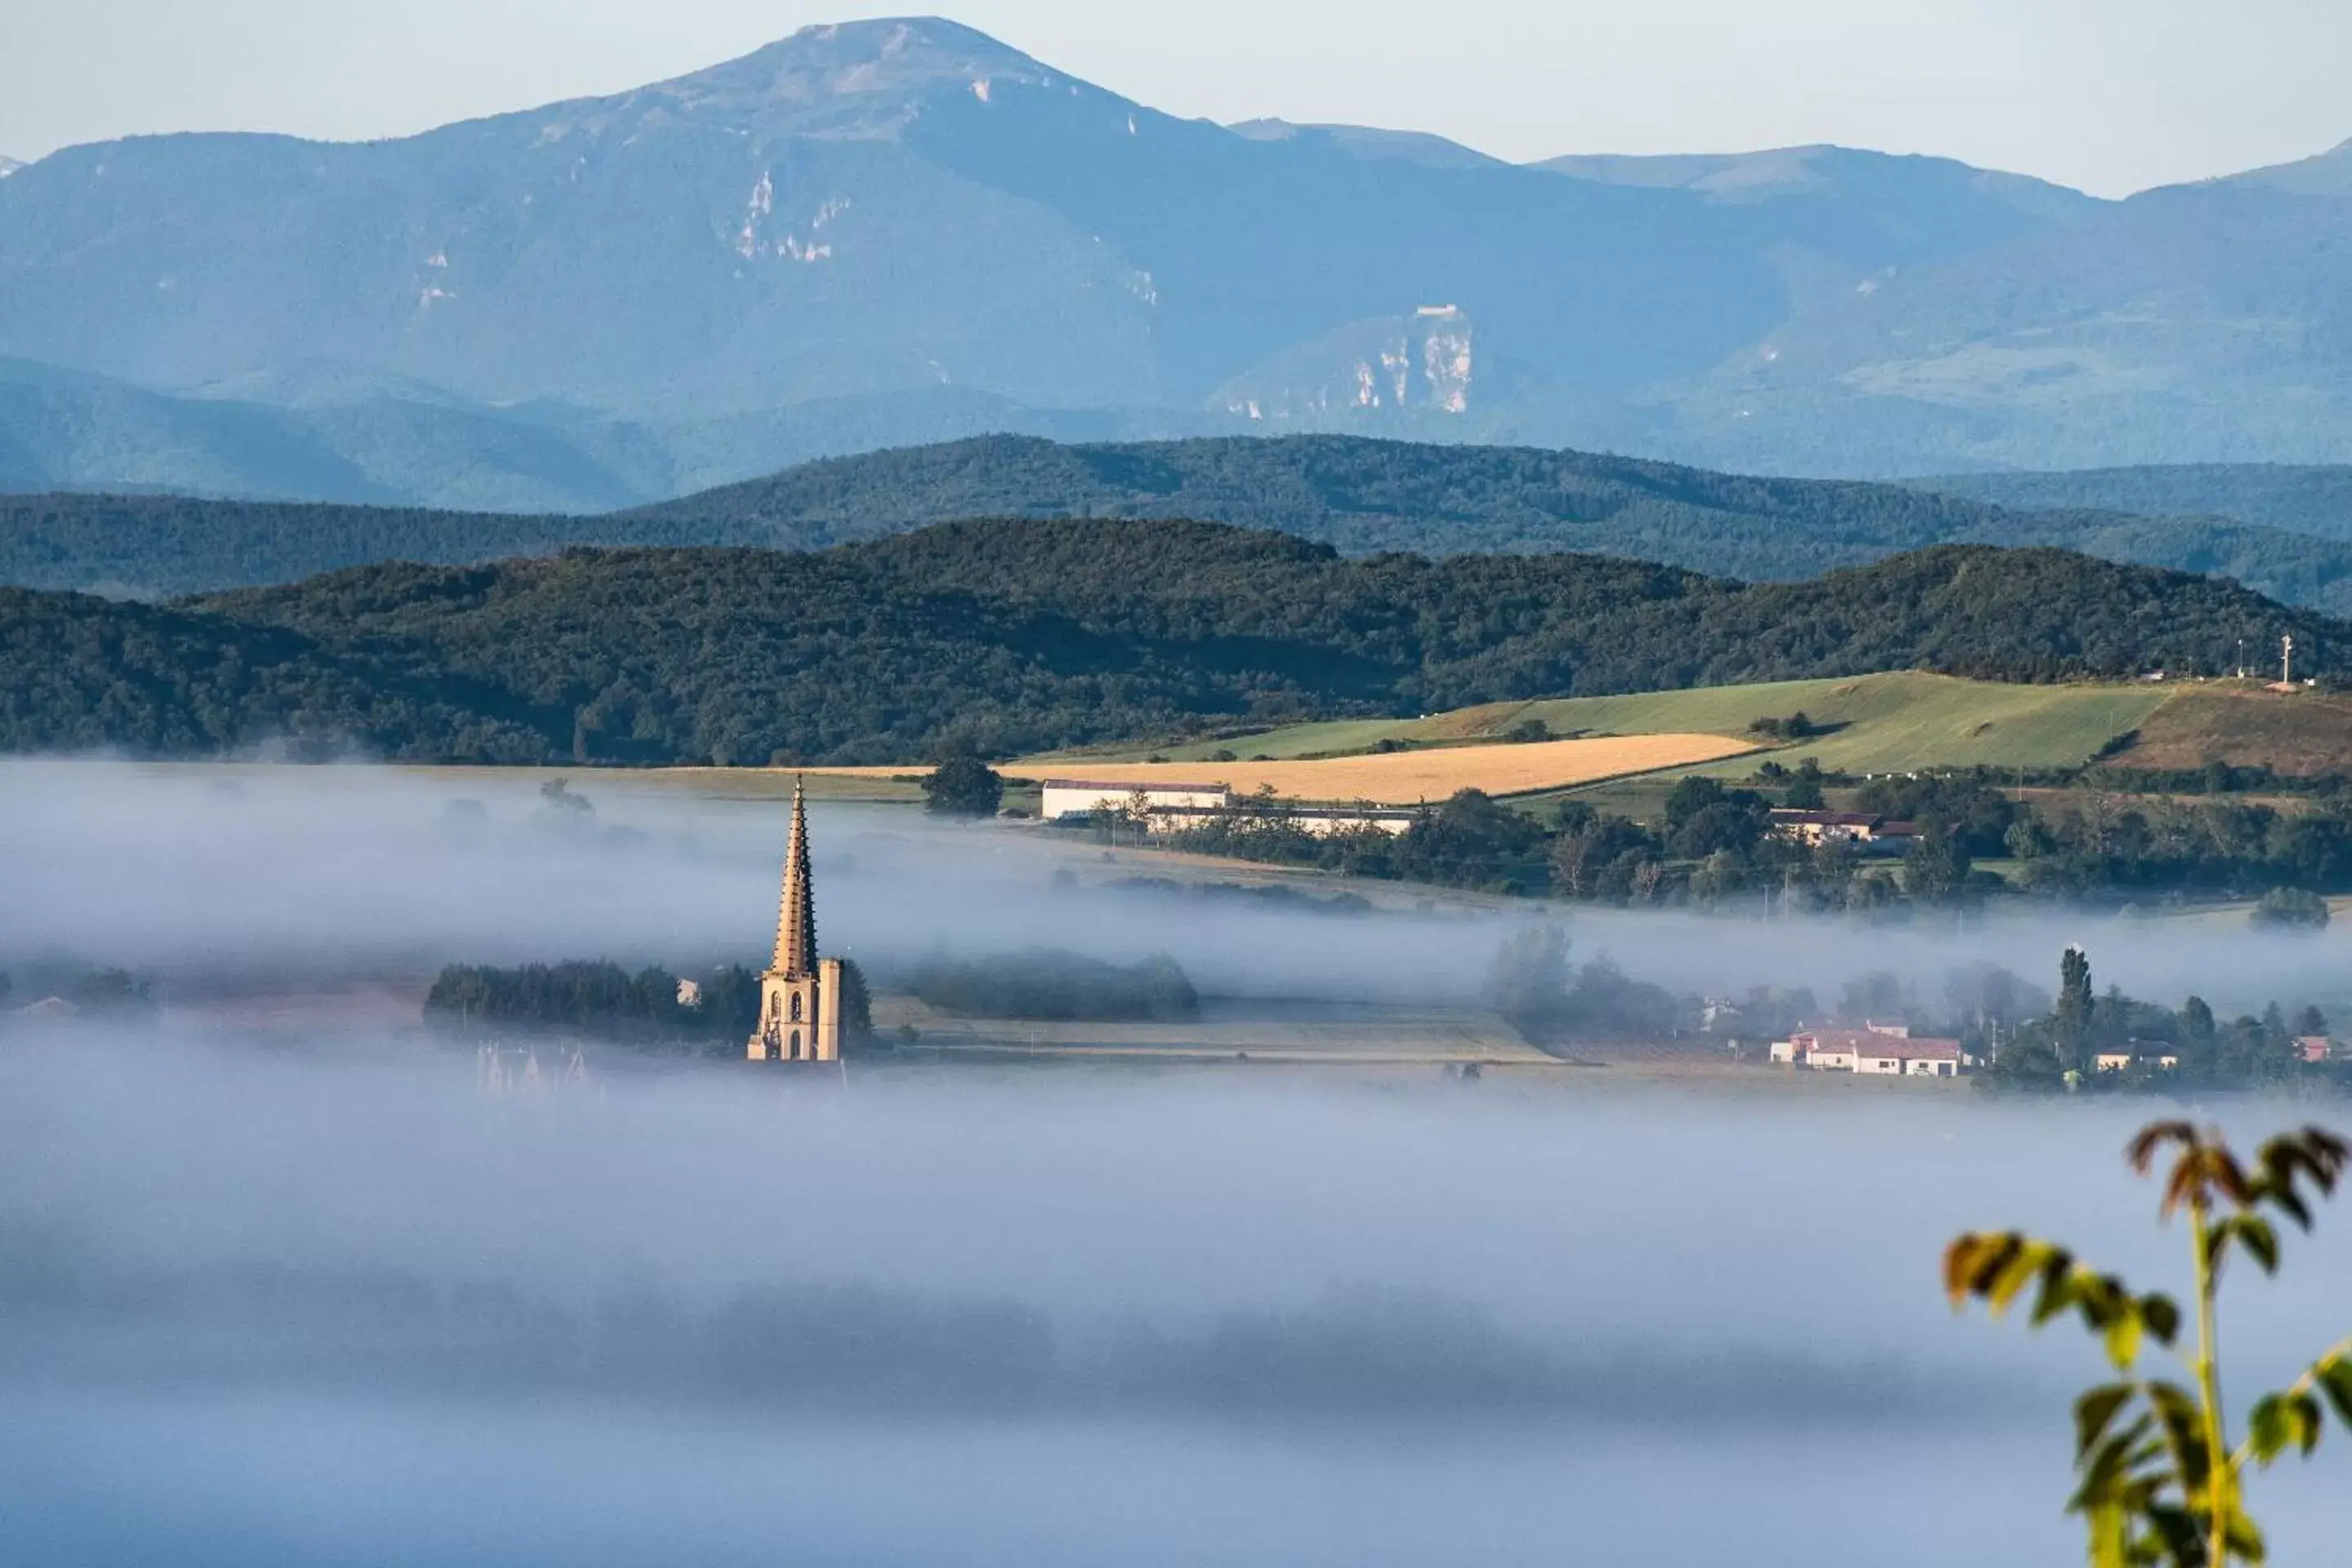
left=749, top=777, right=844, bottom=1062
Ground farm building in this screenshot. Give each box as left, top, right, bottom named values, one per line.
left=1767, top=810, right=1920, bottom=853
left=1040, top=779, right=1234, bottom=822
left=1140, top=803, right=1418, bottom=838
left=1772, top=1027, right=1967, bottom=1077
left=1040, top=780, right=1416, bottom=838
left=2096, top=1049, right=2182, bottom=1071
left=1768, top=1021, right=1907, bottom=1065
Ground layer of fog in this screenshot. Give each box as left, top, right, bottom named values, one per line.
left=4, top=760, right=2349, bottom=1020
left=3, top=1038, right=2347, bottom=1566
left=5, top=760, right=2349, bottom=1564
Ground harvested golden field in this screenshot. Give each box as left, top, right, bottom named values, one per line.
left=996, top=733, right=1756, bottom=804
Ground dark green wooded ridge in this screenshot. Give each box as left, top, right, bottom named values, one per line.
left=0, top=519, right=2330, bottom=764
left=9, top=435, right=2352, bottom=614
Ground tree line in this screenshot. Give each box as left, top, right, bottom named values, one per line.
left=902, top=949, right=1200, bottom=1023
left=1153, top=766, right=2352, bottom=915
left=18, top=434, right=2352, bottom=617
left=0, top=519, right=2331, bottom=764
left=1980, top=946, right=2343, bottom=1093
left=423, top=958, right=873, bottom=1055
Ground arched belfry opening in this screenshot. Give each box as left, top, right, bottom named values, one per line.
left=748, top=777, right=844, bottom=1064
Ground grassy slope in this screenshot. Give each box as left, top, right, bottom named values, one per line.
left=2104, top=688, right=2352, bottom=775
left=1064, top=673, right=2178, bottom=777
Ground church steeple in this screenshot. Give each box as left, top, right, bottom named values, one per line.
left=750, top=776, right=843, bottom=1064
left=771, top=776, right=817, bottom=978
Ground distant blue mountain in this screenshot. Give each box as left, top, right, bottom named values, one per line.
left=0, top=357, right=1234, bottom=510
left=1, top=16, right=2350, bottom=490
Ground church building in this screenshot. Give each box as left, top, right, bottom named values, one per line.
left=748, top=778, right=845, bottom=1062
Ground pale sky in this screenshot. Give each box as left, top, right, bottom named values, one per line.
left=3, top=0, right=2348, bottom=197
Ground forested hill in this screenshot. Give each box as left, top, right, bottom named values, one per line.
left=1913, top=464, right=2352, bottom=544
left=638, top=436, right=2352, bottom=613
left=0, top=520, right=2332, bottom=765
left=10, top=435, right=2352, bottom=615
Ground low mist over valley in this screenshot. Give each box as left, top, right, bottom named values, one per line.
left=2, top=760, right=2348, bottom=1566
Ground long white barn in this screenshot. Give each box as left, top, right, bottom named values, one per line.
left=1038, top=779, right=1414, bottom=838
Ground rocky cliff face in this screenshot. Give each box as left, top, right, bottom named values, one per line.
left=1216, top=306, right=1477, bottom=422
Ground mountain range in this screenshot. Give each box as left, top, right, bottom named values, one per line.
left=3, top=15, right=2351, bottom=497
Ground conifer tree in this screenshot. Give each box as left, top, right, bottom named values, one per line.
left=2056, top=946, right=2095, bottom=1076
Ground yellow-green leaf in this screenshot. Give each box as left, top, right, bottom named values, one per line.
left=2249, top=1394, right=2291, bottom=1464
left=2233, top=1215, right=2280, bottom=1274
left=2104, top=1310, right=2145, bottom=1371
left=2317, top=1357, right=2352, bottom=1426
left=2075, top=1383, right=2136, bottom=1461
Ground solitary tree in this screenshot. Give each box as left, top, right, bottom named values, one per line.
left=2250, top=888, right=2330, bottom=933
left=1784, top=758, right=1829, bottom=811
left=1484, top=924, right=1572, bottom=1041
left=1945, top=1121, right=2350, bottom=1568
left=2178, top=996, right=2220, bottom=1080
left=922, top=757, right=1005, bottom=817
left=2056, top=946, right=2096, bottom=1076
left=1902, top=816, right=1969, bottom=903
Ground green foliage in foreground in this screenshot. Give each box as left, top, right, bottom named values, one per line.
left=1947, top=1122, right=2350, bottom=1568
left=0, top=520, right=2333, bottom=764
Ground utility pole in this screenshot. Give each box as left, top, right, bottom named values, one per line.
left=2282, top=633, right=2295, bottom=687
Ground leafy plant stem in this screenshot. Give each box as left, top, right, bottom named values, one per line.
left=2190, top=1187, right=2230, bottom=1568
left=2230, top=1330, right=2352, bottom=1472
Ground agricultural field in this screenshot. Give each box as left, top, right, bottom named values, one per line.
left=1660, top=675, right=2176, bottom=779
left=994, top=733, right=1757, bottom=804
left=1074, top=673, right=2181, bottom=782
left=406, top=673, right=2351, bottom=816
left=2098, top=687, right=2352, bottom=776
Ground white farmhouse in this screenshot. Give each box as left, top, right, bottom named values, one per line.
left=1039, top=778, right=1234, bottom=822
left=1772, top=1027, right=1967, bottom=1078
left=1037, top=779, right=1416, bottom=839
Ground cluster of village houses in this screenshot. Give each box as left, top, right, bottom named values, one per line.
left=1041, top=783, right=2346, bottom=1079
left=1040, top=780, right=1418, bottom=836
left=1768, top=1023, right=2340, bottom=1077
left=1768, top=1024, right=1970, bottom=1076
left=1040, top=782, right=1926, bottom=851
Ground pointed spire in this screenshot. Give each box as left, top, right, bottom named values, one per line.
left=770, top=775, right=817, bottom=977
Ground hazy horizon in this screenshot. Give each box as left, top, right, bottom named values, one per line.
left=4, top=2, right=2349, bottom=198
